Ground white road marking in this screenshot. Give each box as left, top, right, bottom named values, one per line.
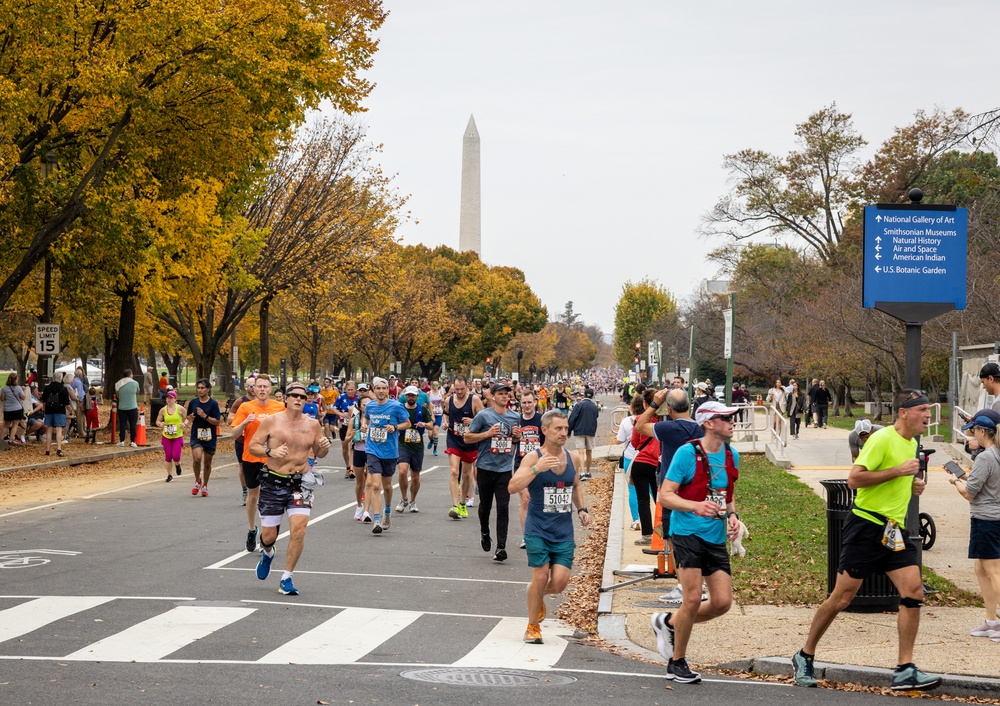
left=81, top=478, right=165, bottom=498
left=258, top=607, right=422, bottom=664
left=0, top=596, right=116, bottom=643
left=453, top=617, right=569, bottom=671
left=242, top=599, right=517, bottom=620
left=65, top=605, right=256, bottom=661
left=221, top=567, right=527, bottom=585
left=0, top=500, right=76, bottom=518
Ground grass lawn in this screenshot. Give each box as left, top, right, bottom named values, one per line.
left=733, top=454, right=978, bottom=606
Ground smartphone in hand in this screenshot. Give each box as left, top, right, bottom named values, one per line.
left=944, top=460, right=967, bottom=479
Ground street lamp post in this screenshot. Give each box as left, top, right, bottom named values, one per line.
left=516, top=349, right=523, bottom=380
left=38, top=150, right=58, bottom=385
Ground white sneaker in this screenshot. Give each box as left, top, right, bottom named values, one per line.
left=659, top=587, right=683, bottom=602
left=395, top=499, right=408, bottom=513
left=130, top=442, right=138, bottom=448
left=354, top=506, right=364, bottom=521
left=466, top=496, right=475, bottom=508
left=115, top=442, right=125, bottom=447
left=408, top=503, right=419, bottom=513
left=971, top=619, right=1000, bottom=636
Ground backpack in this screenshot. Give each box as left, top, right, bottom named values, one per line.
left=675, top=439, right=738, bottom=503
left=46, top=387, right=62, bottom=408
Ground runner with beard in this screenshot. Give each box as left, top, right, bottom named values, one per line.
left=443, top=375, right=484, bottom=519
left=514, top=389, right=545, bottom=550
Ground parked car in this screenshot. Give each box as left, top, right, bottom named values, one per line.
left=269, top=375, right=279, bottom=385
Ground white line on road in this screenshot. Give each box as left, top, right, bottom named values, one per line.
left=0, top=596, right=116, bottom=643
left=203, top=466, right=440, bottom=571
left=222, top=568, right=528, bottom=585
left=453, top=617, right=570, bottom=670
left=241, top=599, right=521, bottom=619
left=0, top=500, right=76, bottom=518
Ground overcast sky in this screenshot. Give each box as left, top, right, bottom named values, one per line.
left=336, top=0, right=997, bottom=333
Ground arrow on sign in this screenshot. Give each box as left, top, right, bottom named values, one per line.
left=875, top=236, right=881, bottom=243
left=875, top=244, right=881, bottom=252
left=875, top=253, right=881, bottom=260
left=876, top=215, right=883, bottom=222
left=875, top=266, right=881, bottom=273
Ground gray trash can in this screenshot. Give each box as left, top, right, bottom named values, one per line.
left=820, top=479, right=900, bottom=612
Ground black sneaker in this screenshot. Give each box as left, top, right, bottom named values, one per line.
left=481, top=532, right=492, bottom=552
left=246, top=527, right=258, bottom=553
left=175, top=464, right=182, bottom=476
left=666, top=657, right=701, bottom=684
left=493, top=548, right=507, bottom=562
left=650, top=612, right=674, bottom=660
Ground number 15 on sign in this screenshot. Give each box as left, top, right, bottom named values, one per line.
left=35, top=324, right=60, bottom=355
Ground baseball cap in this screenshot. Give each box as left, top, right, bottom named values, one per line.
left=696, top=382, right=708, bottom=391
left=166, top=384, right=174, bottom=391
left=166, top=390, right=177, bottom=399
left=389, top=374, right=397, bottom=379
left=403, top=385, right=420, bottom=396
left=694, top=400, right=739, bottom=425
left=980, top=362, right=1000, bottom=379
left=962, top=408, right=1000, bottom=431
left=584, top=388, right=594, bottom=398
left=371, top=377, right=388, bottom=387
left=357, top=383, right=369, bottom=391
left=854, top=419, right=874, bottom=435
left=491, top=382, right=513, bottom=394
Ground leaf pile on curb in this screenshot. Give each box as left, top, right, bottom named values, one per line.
left=555, top=463, right=615, bottom=634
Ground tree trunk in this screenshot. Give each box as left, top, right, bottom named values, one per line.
left=105, top=288, right=139, bottom=399
left=259, top=295, right=272, bottom=378
left=309, top=323, right=319, bottom=379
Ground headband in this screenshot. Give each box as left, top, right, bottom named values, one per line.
left=899, top=394, right=929, bottom=409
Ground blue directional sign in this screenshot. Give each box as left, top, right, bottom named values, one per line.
left=863, top=205, right=967, bottom=309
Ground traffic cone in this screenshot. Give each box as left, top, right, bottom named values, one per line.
left=109, top=400, right=117, bottom=443
left=136, top=405, right=147, bottom=446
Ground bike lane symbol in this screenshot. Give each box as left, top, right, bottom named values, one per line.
left=0, top=549, right=81, bottom=569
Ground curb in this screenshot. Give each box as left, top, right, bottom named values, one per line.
left=715, top=656, right=1000, bottom=699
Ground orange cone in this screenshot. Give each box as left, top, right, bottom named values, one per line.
left=109, top=400, right=117, bottom=443
left=136, top=405, right=147, bottom=446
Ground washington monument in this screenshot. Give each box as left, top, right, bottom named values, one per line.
left=459, top=115, right=481, bottom=256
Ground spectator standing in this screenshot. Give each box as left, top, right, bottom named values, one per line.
left=812, top=380, right=833, bottom=429
left=805, top=378, right=820, bottom=427
left=115, top=369, right=141, bottom=447
left=617, top=395, right=645, bottom=531
left=849, top=419, right=884, bottom=461
left=629, top=389, right=662, bottom=545
left=42, top=372, right=71, bottom=456
left=691, top=382, right=711, bottom=415
left=786, top=380, right=808, bottom=440
left=2, top=373, right=26, bottom=444
left=159, top=371, right=169, bottom=399
left=949, top=409, right=1000, bottom=643
left=72, top=368, right=87, bottom=439
left=765, top=379, right=787, bottom=433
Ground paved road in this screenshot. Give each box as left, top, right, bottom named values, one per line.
left=0, top=401, right=904, bottom=705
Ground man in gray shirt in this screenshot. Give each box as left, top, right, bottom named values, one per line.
left=465, top=382, right=523, bottom=563
left=115, top=369, right=141, bottom=447
left=848, top=418, right=885, bottom=462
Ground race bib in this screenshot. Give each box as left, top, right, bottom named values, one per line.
left=452, top=422, right=468, bottom=436
left=404, top=428, right=421, bottom=443
left=543, top=486, right=572, bottom=513
left=708, top=488, right=727, bottom=519
left=197, top=427, right=212, bottom=441
left=519, top=428, right=540, bottom=456
left=490, top=436, right=512, bottom=454
left=432, top=404, right=443, bottom=415
left=164, top=424, right=178, bottom=435
left=368, top=427, right=388, bottom=444
left=882, top=520, right=905, bottom=551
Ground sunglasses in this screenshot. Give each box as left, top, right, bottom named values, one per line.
left=711, top=414, right=735, bottom=423
left=285, top=392, right=307, bottom=400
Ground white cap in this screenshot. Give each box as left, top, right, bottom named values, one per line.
left=696, top=381, right=708, bottom=391
left=372, top=377, right=388, bottom=387
left=694, top=400, right=739, bottom=425
left=403, top=385, right=420, bottom=396
left=854, top=419, right=874, bottom=435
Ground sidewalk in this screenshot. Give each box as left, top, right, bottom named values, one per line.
left=595, top=420, right=1000, bottom=696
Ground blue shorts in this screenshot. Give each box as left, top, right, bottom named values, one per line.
left=434, top=414, right=443, bottom=427
left=44, top=413, right=66, bottom=428
left=324, top=414, right=338, bottom=426
left=366, top=454, right=398, bottom=477
left=524, top=533, right=575, bottom=569
left=398, top=445, right=424, bottom=473
left=970, top=517, right=1000, bottom=560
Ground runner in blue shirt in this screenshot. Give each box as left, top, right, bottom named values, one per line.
left=362, top=377, right=411, bottom=534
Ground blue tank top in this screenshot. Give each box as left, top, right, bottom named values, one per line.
left=524, top=451, right=576, bottom=543
left=303, top=401, right=319, bottom=419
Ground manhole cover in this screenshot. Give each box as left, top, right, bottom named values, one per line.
left=400, top=668, right=576, bottom=687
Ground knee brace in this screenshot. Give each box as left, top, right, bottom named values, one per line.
left=261, top=539, right=275, bottom=551
left=899, top=596, right=923, bottom=609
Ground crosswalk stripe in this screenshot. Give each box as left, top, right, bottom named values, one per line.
left=65, top=606, right=256, bottom=661
left=452, top=617, right=570, bottom=671
left=258, top=607, right=423, bottom=664
left=0, top=596, right=116, bottom=643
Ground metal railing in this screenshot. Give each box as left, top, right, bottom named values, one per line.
left=953, top=405, right=971, bottom=445
left=732, top=403, right=769, bottom=452
left=611, top=405, right=629, bottom=435
left=765, top=404, right=789, bottom=449
left=926, top=402, right=941, bottom=439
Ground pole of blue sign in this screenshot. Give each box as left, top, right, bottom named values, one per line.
left=905, top=324, right=921, bottom=389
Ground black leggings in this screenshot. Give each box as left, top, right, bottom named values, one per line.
left=477, top=468, right=512, bottom=550
left=631, top=461, right=659, bottom=536
left=815, top=405, right=829, bottom=428
left=790, top=415, right=801, bottom=435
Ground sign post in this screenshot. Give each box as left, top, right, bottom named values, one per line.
left=35, top=324, right=60, bottom=380
left=723, top=294, right=735, bottom=404
left=863, top=189, right=968, bottom=568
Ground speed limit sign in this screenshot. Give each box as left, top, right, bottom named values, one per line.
left=35, top=323, right=60, bottom=355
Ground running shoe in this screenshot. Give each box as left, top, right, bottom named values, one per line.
left=537, top=601, right=546, bottom=623
left=493, top=548, right=507, bottom=562
left=278, top=577, right=299, bottom=596
left=381, top=514, right=391, bottom=530
left=666, top=657, right=701, bottom=684
left=201, top=487, right=208, bottom=497
left=635, top=535, right=652, bottom=546
left=659, top=587, right=683, bottom=603
left=427, top=439, right=433, bottom=449
left=246, top=527, right=258, bottom=553
left=466, top=496, right=475, bottom=508
left=579, top=471, right=592, bottom=481
left=347, top=472, right=355, bottom=480
left=130, top=442, right=138, bottom=447
left=890, top=664, right=941, bottom=691
left=164, top=474, right=171, bottom=482
left=457, top=504, right=469, bottom=519
left=481, top=532, right=492, bottom=552
left=524, top=623, right=543, bottom=644
left=519, top=539, right=526, bottom=549
left=650, top=612, right=674, bottom=660
left=372, top=515, right=383, bottom=534
left=433, top=449, right=438, bottom=456
left=449, top=505, right=461, bottom=519
left=791, top=649, right=817, bottom=687
left=971, top=619, right=1000, bottom=636
left=408, top=503, right=419, bottom=513
left=115, top=441, right=125, bottom=447
left=256, top=550, right=273, bottom=580
left=354, top=506, right=364, bottom=521
left=395, top=499, right=408, bottom=513
left=363, top=512, right=373, bottom=523
left=175, top=464, right=182, bottom=476
left=192, top=482, right=201, bottom=496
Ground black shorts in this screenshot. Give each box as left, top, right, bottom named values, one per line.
left=366, top=455, right=397, bottom=477
left=838, top=512, right=919, bottom=579
left=352, top=448, right=367, bottom=469
left=190, top=440, right=217, bottom=455
left=398, top=445, right=424, bottom=473
left=671, top=533, right=731, bottom=576
left=970, top=517, right=1000, bottom=560
left=339, top=425, right=348, bottom=440
left=242, top=460, right=264, bottom=490
left=258, top=471, right=311, bottom=517
left=3, top=410, right=24, bottom=422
